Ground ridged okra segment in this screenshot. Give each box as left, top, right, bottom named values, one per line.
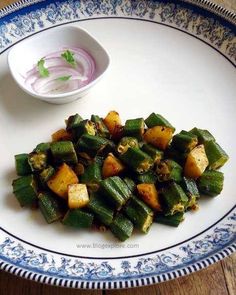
left=38, top=192, right=63, bottom=223
left=76, top=134, right=110, bottom=157
left=62, top=209, right=94, bottom=228
left=171, top=130, right=198, bottom=153
left=12, top=175, right=38, bottom=207
left=72, top=119, right=96, bottom=140
left=197, top=170, right=224, bottom=196
left=190, top=127, right=215, bottom=144
left=123, top=118, right=145, bottom=140
left=109, top=213, right=134, bottom=241
left=51, top=141, right=78, bottom=165
left=28, top=151, right=48, bottom=172
left=119, top=147, right=153, bottom=174
left=80, top=162, right=102, bottom=191
left=154, top=212, right=184, bottom=227
left=141, top=143, right=163, bottom=164
left=124, top=195, right=153, bottom=233
left=99, top=176, right=131, bottom=209
left=15, top=153, right=32, bottom=176
left=66, top=113, right=83, bottom=131
left=156, top=159, right=182, bottom=182
left=204, top=140, right=229, bottom=170
left=134, top=170, right=157, bottom=184
left=33, top=142, right=51, bottom=153
left=145, top=113, right=175, bottom=131
left=117, top=137, right=139, bottom=154
left=91, top=114, right=110, bottom=138
left=123, top=177, right=136, bottom=194
left=39, top=166, right=55, bottom=186
left=88, top=193, right=114, bottom=225
left=161, top=182, right=188, bottom=215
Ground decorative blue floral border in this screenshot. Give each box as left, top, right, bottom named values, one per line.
left=0, top=0, right=235, bottom=289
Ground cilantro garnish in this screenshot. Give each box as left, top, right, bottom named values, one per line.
left=57, top=75, right=72, bottom=81
left=37, top=58, right=49, bottom=78
left=61, top=50, right=76, bottom=67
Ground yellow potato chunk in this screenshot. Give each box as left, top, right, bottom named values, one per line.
left=103, top=111, right=122, bottom=135
left=102, top=153, right=125, bottom=178
left=68, top=184, right=89, bottom=209
left=184, top=144, right=209, bottom=179
left=137, top=183, right=162, bottom=211
left=47, top=163, right=78, bottom=199
left=143, top=126, right=173, bottom=150
left=51, top=128, right=72, bottom=142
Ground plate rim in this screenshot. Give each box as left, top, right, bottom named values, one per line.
left=0, top=0, right=235, bottom=289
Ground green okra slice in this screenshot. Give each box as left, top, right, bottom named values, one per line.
left=12, top=175, right=38, bottom=207
left=72, top=119, right=96, bottom=140
left=66, top=113, right=83, bottom=131
left=141, top=143, right=163, bottom=164
left=204, top=140, right=229, bottom=170
left=156, top=160, right=182, bottom=183
left=123, top=118, right=145, bottom=140
left=190, top=127, right=215, bottom=144
left=134, top=170, right=157, bottom=184
left=62, top=209, right=94, bottom=228
left=91, top=114, right=110, bottom=138
left=124, top=195, right=154, bottom=233
left=39, top=166, right=55, bottom=186
left=28, top=151, right=48, bottom=172
left=165, top=146, right=187, bottom=165
left=99, top=176, right=129, bottom=210
left=145, top=113, right=175, bottom=131
left=15, top=153, right=32, bottom=176
left=123, top=177, right=136, bottom=194
left=154, top=212, right=184, bottom=227
left=109, top=213, right=134, bottom=241
left=119, top=147, right=153, bottom=174
left=197, top=170, right=224, bottom=197
left=161, top=182, right=188, bottom=215
left=38, top=192, right=63, bottom=223
left=80, top=162, right=102, bottom=191
left=171, top=130, right=198, bottom=152
left=88, top=193, right=114, bottom=225
left=51, top=141, right=78, bottom=165
left=76, top=134, right=110, bottom=157
left=117, top=137, right=139, bottom=154
left=181, top=177, right=199, bottom=210
left=33, top=142, right=51, bottom=153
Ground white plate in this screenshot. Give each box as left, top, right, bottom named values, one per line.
left=0, top=0, right=235, bottom=289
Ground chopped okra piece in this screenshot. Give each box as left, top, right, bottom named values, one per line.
left=38, top=192, right=63, bottom=223
left=66, top=113, right=83, bottom=131
left=28, top=151, right=48, bottom=172
left=80, top=162, right=102, bottom=190
left=62, top=209, right=94, bottom=228
left=204, top=140, right=229, bottom=170
left=154, top=212, right=184, bottom=227
left=141, top=144, right=163, bottom=164
left=110, top=213, right=134, bottom=241
left=76, top=134, right=110, bottom=157
left=145, top=113, right=175, bottom=131
left=99, top=176, right=131, bottom=209
left=39, top=166, right=55, bottom=186
left=33, top=142, right=51, bottom=153
left=123, top=177, right=136, bottom=193
left=73, top=119, right=96, bottom=139
left=88, top=193, right=114, bottom=225
left=161, top=182, right=188, bottom=215
left=165, top=146, right=187, bottom=165
left=156, top=159, right=182, bottom=183
left=123, top=118, right=145, bottom=140
left=12, top=175, right=38, bottom=207
left=190, top=127, right=215, bottom=144
left=91, top=114, right=110, bottom=138
left=181, top=177, right=199, bottom=210
left=51, top=141, right=78, bottom=165
left=134, top=170, right=157, bottom=184
left=119, top=147, right=153, bottom=174
left=171, top=130, right=198, bottom=153
left=124, top=195, right=154, bottom=233
left=15, top=153, right=32, bottom=176
left=197, top=170, right=224, bottom=196
left=117, top=137, right=139, bottom=154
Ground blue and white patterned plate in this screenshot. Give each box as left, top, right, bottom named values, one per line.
left=0, top=0, right=235, bottom=289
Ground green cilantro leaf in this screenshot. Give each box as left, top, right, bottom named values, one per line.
left=37, top=58, right=49, bottom=78
left=57, top=75, right=72, bottom=81
left=61, top=50, right=76, bottom=67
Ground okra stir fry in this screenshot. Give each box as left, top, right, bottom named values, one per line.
left=12, top=111, right=229, bottom=241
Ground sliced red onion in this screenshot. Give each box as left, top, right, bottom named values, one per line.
left=25, top=47, right=96, bottom=95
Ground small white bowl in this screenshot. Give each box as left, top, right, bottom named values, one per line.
left=8, top=25, right=110, bottom=104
